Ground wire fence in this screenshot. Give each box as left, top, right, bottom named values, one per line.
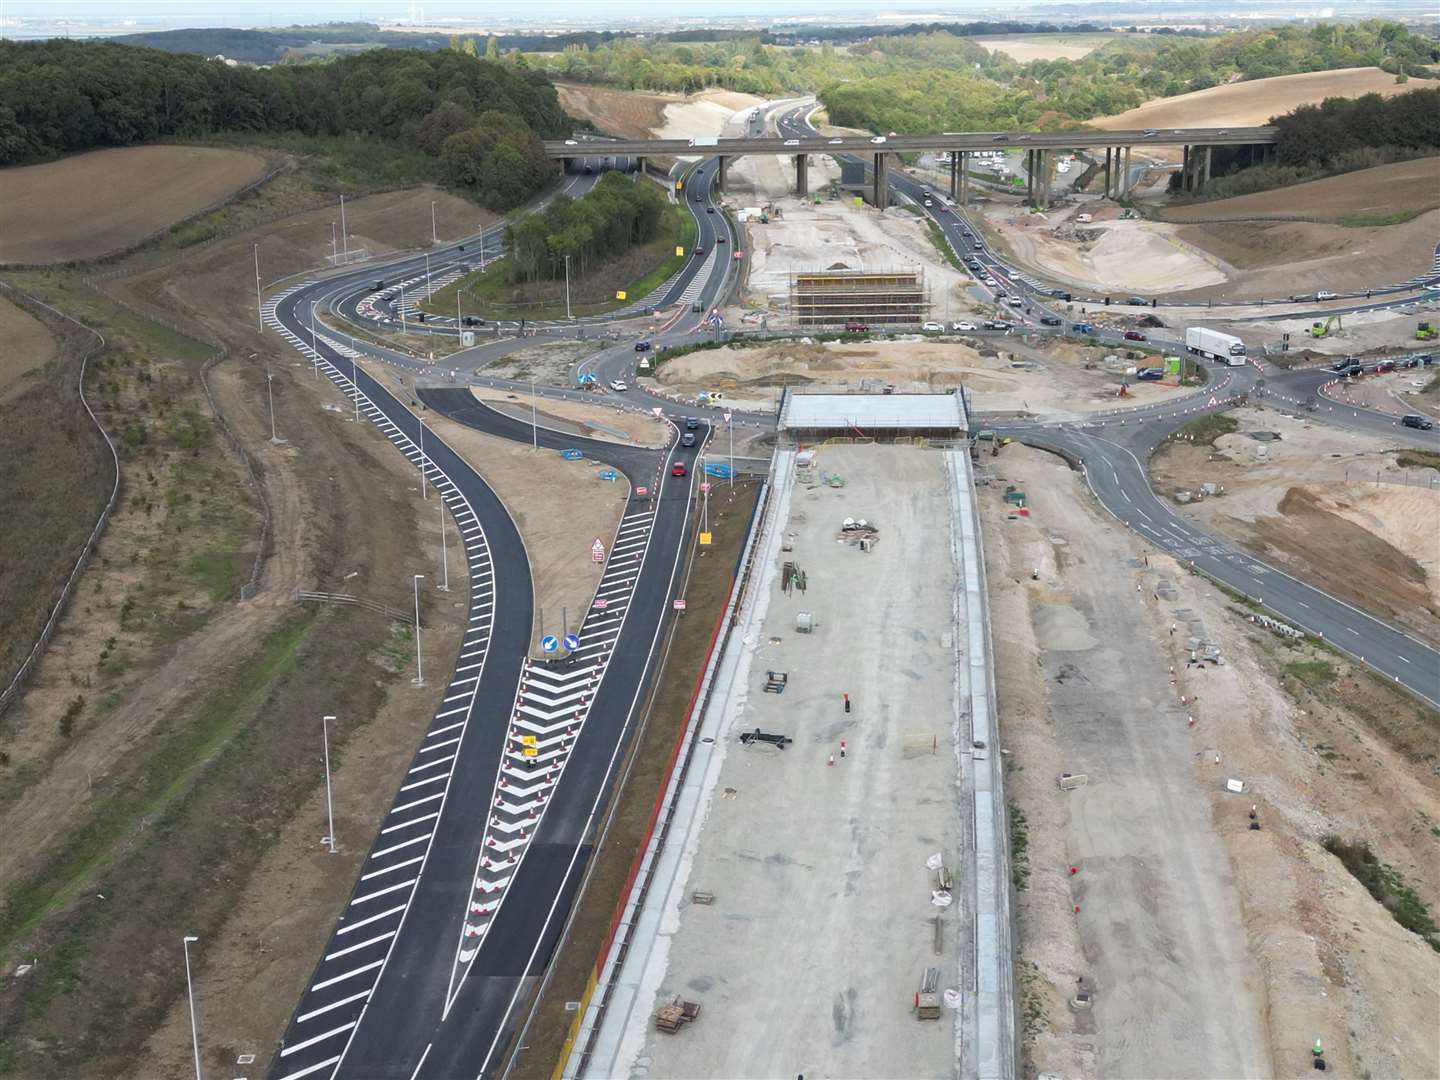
left=0, top=284, right=118, bottom=720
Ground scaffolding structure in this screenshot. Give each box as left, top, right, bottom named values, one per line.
left=789, top=268, right=930, bottom=328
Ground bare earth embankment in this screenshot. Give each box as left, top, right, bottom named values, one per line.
left=1166, top=156, right=1440, bottom=224
left=0, top=145, right=269, bottom=264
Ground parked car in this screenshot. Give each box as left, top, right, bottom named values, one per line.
left=951, top=321, right=977, bottom=332
left=1401, top=413, right=1434, bottom=429
left=609, top=380, right=628, bottom=392
left=922, top=321, right=945, bottom=333
left=1315, top=290, right=1339, bottom=301
left=1124, top=330, right=1147, bottom=341
left=671, top=462, right=688, bottom=477
left=844, top=321, right=869, bottom=333
left=634, top=341, right=652, bottom=352
left=984, top=320, right=1010, bottom=331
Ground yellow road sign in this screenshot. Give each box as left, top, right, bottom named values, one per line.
left=699, top=532, right=712, bottom=546
left=520, top=734, right=536, bottom=746
left=615, top=290, right=627, bottom=301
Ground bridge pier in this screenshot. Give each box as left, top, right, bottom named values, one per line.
left=873, top=151, right=889, bottom=208
left=949, top=154, right=959, bottom=200
left=717, top=155, right=728, bottom=192
left=795, top=153, right=808, bottom=197
left=1121, top=146, right=1131, bottom=199
left=634, top=155, right=646, bottom=179
left=1103, top=148, right=1112, bottom=198
left=1025, top=149, right=1034, bottom=204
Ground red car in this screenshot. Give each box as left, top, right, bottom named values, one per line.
left=671, top=462, right=688, bottom=477
left=845, top=321, right=869, bottom=333
left=1124, top=330, right=1147, bottom=341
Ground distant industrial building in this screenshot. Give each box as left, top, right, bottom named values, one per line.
left=789, top=268, right=930, bottom=328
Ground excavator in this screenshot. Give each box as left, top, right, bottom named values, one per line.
left=1417, top=321, right=1436, bottom=341
left=1309, top=314, right=1342, bottom=338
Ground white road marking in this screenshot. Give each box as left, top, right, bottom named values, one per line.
left=325, top=930, right=398, bottom=962
left=295, top=989, right=371, bottom=1024
left=311, top=958, right=387, bottom=992
left=279, top=1020, right=358, bottom=1057
left=274, top=1054, right=343, bottom=1080
left=335, top=903, right=406, bottom=935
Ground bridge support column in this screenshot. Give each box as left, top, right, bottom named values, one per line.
left=949, top=154, right=959, bottom=200
left=1181, top=144, right=1190, bottom=192
left=873, top=152, right=889, bottom=208
left=1039, top=149, right=1051, bottom=209
left=960, top=151, right=969, bottom=206
left=1025, top=149, right=1034, bottom=204
left=717, top=155, right=728, bottom=192
left=1202, top=145, right=1212, bottom=190
left=1122, top=145, right=1132, bottom=199
left=795, top=153, right=808, bottom=197
left=559, top=156, right=571, bottom=177
left=635, top=155, right=646, bottom=179
left=1104, top=148, right=1112, bottom=198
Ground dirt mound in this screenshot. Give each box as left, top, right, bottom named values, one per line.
left=1165, top=157, right=1440, bottom=223
left=0, top=146, right=269, bottom=264
left=1089, top=67, right=1439, bottom=131
left=555, top=83, right=675, bottom=140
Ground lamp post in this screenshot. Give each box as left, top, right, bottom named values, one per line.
left=253, top=243, right=263, bottom=333
left=320, top=714, right=337, bottom=853
left=309, top=301, right=320, bottom=378
left=425, top=250, right=432, bottom=300
left=331, top=221, right=337, bottom=265
left=351, top=352, right=360, bottom=423
left=266, top=367, right=282, bottom=445
left=431, top=199, right=438, bottom=245
left=412, top=575, right=425, bottom=686
left=339, top=194, right=348, bottom=263
left=564, top=254, right=572, bottom=321
left=530, top=380, right=538, bottom=451
left=182, top=935, right=203, bottom=1080
left=418, top=416, right=430, bottom=500
left=438, top=497, right=449, bottom=592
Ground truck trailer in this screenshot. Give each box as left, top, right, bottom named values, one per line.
left=1185, top=326, right=1247, bottom=365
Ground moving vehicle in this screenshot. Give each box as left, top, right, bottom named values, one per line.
left=634, top=341, right=652, bottom=352
left=1072, top=322, right=1094, bottom=334
left=829, top=137, right=844, bottom=144
left=1126, top=296, right=1148, bottom=306
left=1185, top=326, right=1247, bottom=364
left=1007, top=296, right=1023, bottom=307
left=1135, top=367, right=1164, bottom=381
left=609, top=380, right=628, bottom=392
left=716, top=236, right=727, bottom=244
left=784, top=139, right=799, bottom=146
left=870, top=136, right=887, bottom=144
left=921, top=321, right=944, bottom=333
left=689, top=136, right=719, bottom=148
left=991, top=134, right=1008, bottom=142
left=1123, top=330, right=1147, bottom=341
left=1331, top=357, right=1362, bottom=376
left=671, top=462, right=688, bottom=477
left=984, top=319, right=1010, bottom=331
left=1143, top=129, right=1157, bottom=137
left=462, top=316, right=484, bottom=327
left=685, top=417, right=699, bottom=431
left=680, top=432, right=697, bottom=447
left=692, top=301, right=704, bottom=312
left=844, top=320, right=869, bottom=333
left=1040, top=315, right=1062, bottom=326
left=707, top=206, right=715, bottom=213
left=924, top=199, right=932, bottom=207
left=951, top=321, right=977, bottom=332
left=1401, top=413, right=1434, bottom=430
left=1315, top=290, right=1339, bottom=301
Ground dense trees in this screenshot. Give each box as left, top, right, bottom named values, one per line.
left=1271, top=87, right=1440, bottom=166
left=504, top=172, right=667, bottom=284
left=0, top=40, right=571, bottom=209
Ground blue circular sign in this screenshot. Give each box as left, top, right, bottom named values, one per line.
left=541, top=635, right=559, bottom=653
left=563, top=634, right=580, bottom=651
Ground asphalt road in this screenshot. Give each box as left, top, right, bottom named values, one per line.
left=265, top=261, right=708, bottom=1077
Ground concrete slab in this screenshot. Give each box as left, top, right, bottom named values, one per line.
left=621, top=445, right=968, bottom=1079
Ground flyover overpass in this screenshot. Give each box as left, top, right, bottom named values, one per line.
left=544, top=126, right=1278, bottom=206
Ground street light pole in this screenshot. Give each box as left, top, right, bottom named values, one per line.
left=564, top=254, right=572, bottom=321
left=400, top=281, right=408, bottom=334
left=331, top=221, right=337, bottom=265
left=320, top=714, right=337, bottom=853
left=412, top=575, right=425, bottom=686
left=182, top=935, right=203, bottom=1080
left=351, top=353, right=361, bottom=423
left=309, top=301, right=319, bottom=378
left=339, top=195, right=348, bottom=263
left=727, top=412, right=734, bottom=487
left=531, top=380, right=538, bottom=451
left=419, top=416, right=429, bottom=500
left=431, top=199, right=438, bottom=245
left=425, top=250, right=432, bottom=300
left=266, top=367, right=282, bottom=444
left=253, top=242, right=263, bottom=333
left=438, top=497, right=449, bottom=591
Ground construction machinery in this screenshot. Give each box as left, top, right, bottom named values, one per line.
left=1309, top=315, right=1342, bottom=338
left=1417, top=321, right=1436, bottom=341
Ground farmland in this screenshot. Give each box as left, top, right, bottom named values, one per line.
left=0, top=146, right=269, bottom=264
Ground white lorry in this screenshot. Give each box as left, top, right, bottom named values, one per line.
left=1185, top=326, right=1247, bottom=365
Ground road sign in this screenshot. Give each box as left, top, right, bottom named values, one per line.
left=561, top=449, right=583, bottom=460
left=636, top=485, right=649, bottom=496
left=700, top=482, right=711, bottom=493
left=600, top=468, right=617, bottom=481
left=699, top=532, right=712, bottom=546
left=522, top=746, right=538, bottom=758
left=723, top=412, right=732, bottom=423
left=563, top=633, right=580, bottom=651
left=676, top=246, right=685, bottom=257
left=521, top=735, right=536, bottom=746
left=593, top=598, right=609, bottom=610
left=541, top=635, right=559, bottom=653
left=615, top=290, right=628, bottom=301
left=652, top=407, right=663, bottom=416
left=673, top=598, right=687, bottom=611
left=592, top=538, right=606, bottom=562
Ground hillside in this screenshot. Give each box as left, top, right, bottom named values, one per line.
left=1163, top=156, right=1440, bottom=223
left=1089, top=67, right=1439, bottom=131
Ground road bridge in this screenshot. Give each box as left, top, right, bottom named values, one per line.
left=546, top=127, right=1278, bottom=206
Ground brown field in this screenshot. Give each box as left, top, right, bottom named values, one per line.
left=0, top=145, right=268, bottom=264
left=1089, top=67, right=1440, bottom=132
left=1164, top=156, right=1440, bottom=223
left=972, top=32, right=1120, bottom=62
left=556, top=82, right=676, bottom=140
left=0, top=294, right=58, bottom=403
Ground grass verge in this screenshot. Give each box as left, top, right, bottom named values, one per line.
left=1322, top=836, right=1440, bottom=951
left=925, top=221, right=966, bottom=272
left=1008, top=799, right=1031, bottom=892
left=1394, top=448, right=1440, bottom=471
left=426, top=201, right=696, bottom=322
left=1168, top=412, right=1238, bottom=447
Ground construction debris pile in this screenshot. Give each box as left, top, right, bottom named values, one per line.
left=837, top=516, right=880, bottom=551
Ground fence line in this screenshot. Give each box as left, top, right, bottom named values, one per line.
left=295, top=590, right=412, bottom=623
left=0, top=284, right=118, bottom=720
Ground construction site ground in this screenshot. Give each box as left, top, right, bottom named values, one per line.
left=470, top=385, right=670, bottom=447
left=984, top=441, right=1439, bottom=1080
left=1149, top=404, right=1440, bottom=644
left=1327, top=366, right=1440, bottom=419
left=970, top=189, right=1437, bottom=300
left=646, top=336, right=1192, bottom=415
left=625, top=445, right=966, bottom=1079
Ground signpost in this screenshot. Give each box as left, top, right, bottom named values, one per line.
left=541, top=635, right=559, bottom=654
left=563, top=633, right=580, bottom=652
left=673, top=598, right=687, bottom=611
left=592, top=538, right=606, bottom=563
left=593, top=598, right=609, bottom=610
